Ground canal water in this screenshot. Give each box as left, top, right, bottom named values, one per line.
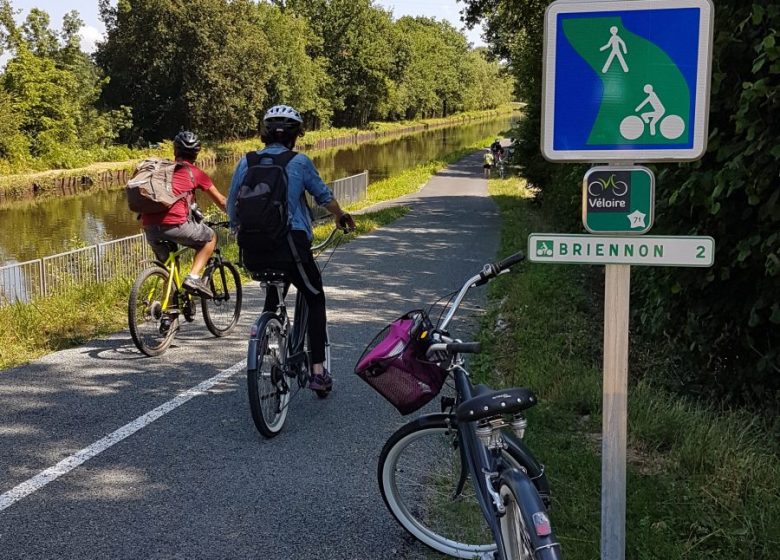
left=0, top=116, right=513, bottom=266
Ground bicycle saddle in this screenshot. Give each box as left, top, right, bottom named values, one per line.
left=156, top=240, right=178, bottom=253
left=455, top=384, right=537, bottom=422
left=251, top=269, right=289, bottom=283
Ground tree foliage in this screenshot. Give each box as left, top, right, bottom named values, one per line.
left=463, top=0, right=780, bottom=405
left=0, top=2, right=132, bottom=170
left=0, top=0, right=511, bottom=172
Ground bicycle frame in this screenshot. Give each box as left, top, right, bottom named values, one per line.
left=433, top=267, right=556, bottom=560
left=140, top=246, right=190, bottom=312
left=451, top=366, right=508, bottom=555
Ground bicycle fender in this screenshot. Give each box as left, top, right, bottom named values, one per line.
left=498, top=469, right=563, bottom=560
left=410, top=413, right=457, bottom=431
left=246, top=312, right=279, bottom=372
left=502, top=433, right=552, bottom=504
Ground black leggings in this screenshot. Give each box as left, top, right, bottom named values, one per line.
left=253, top=256, right=327, bottom=365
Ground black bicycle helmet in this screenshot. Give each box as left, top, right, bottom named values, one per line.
left=173, top=130, right=201, bottom=158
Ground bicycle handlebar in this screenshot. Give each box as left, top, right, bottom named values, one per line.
left=427, top=341, right=482, bottom=358
left=438, top=250, right=525, bottom=331
left=474, top=250, right=525, bottom=287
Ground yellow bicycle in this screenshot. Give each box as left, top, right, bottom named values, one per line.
left=128, top=220, right=242, bottom=356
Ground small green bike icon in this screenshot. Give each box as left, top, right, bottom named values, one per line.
left=535, top=241, right=554, bottom=257
left=588, top=174, right=628, bottom=197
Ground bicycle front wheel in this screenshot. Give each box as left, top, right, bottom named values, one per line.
left=379, top=416, right=499, bottom=558
left=202, top=261, right=242, bottom=336
left=128, top=266, right=177, bottom=356
left=247, top=315, right=289, bottom=438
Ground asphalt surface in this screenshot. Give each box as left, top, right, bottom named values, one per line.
left=0, top=151, right=501, bottom=560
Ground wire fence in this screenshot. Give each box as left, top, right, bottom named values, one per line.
left=0, top=171, right=368, bottom=306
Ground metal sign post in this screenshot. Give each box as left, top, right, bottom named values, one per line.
left=540, top=1, right=715, bottom=558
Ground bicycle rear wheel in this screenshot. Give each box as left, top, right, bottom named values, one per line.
left=499, top=473, right=561, bottom=560
left=128, top=266, right=178, bottom=356
left=247, top=315, right=290, bottom=438
left=202, top=261, right=242, bottom=336
left=379, top=415, right=522, bottom=558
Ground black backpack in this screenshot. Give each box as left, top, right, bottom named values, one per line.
left=235, top=150, right=297, bottom=250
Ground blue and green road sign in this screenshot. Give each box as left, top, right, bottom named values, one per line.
left=542, top=0, right=714, bottom=162
left=582, top=166, right=654, bottom=234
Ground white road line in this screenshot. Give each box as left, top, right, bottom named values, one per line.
left=0, top=361, right=245, bottom=513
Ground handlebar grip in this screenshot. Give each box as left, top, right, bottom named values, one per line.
left=447, top=342, right=481, bottom=354
left=474, top=251, right=525, bottom=286
left=496, top=251, right=525, bottom=272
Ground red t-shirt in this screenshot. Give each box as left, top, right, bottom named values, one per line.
left=141, top=161, right=215, bottom=226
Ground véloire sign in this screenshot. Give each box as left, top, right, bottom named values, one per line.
left=583, top=166, right=654, bottom=234
left=529, top=234, right=715, bottom=267
left=542, top=0, right=714, bottom=162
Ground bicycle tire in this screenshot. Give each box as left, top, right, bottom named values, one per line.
left=247, top=314, right=289, bottom=438
left=499, top=470, right=562, bottom=560
left=202, top=261, right=242, bottom=336
left=128, top=266, right=178, bottom=356
left=378, top=414, right=525, bottom=559
left=587, top=181, right=605, bottom=197
left=612, top=181, right=628, bottom=197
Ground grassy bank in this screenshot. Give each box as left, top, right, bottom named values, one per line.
left=0, top=106, right=515, bottom=202
left=471, top=176, right=779, bottom=558
left=215, top=105, right=516, bottom=159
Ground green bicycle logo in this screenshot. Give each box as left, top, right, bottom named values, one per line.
left=587, top=173, right=628, bottom=197
left=535, top=241, right=554, bottom=257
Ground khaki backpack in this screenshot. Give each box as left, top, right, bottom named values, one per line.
left=125, top=158, right=192, bottom=214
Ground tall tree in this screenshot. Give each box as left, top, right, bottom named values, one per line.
left=282, top=0, right=398, bottom=126
left=97, top=0, right=274, bottom=140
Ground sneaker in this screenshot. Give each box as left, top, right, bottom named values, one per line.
left=309, top=370, right=333, bottom=392
left=183, top=276, right=213, bottom=299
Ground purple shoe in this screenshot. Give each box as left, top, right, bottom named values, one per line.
left=309, top=370, right=333, bottom=392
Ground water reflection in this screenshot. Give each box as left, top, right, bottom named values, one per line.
left=0, top=117, right=512, bottom=266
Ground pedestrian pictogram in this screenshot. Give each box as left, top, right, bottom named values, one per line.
left=542, top=0, right=714, bottom=162
left=600, top=26, right=628, bottom=73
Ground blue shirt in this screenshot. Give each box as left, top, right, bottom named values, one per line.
left=227, top=144, right=333, bottom=240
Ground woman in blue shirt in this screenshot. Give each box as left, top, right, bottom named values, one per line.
left=227, top=105, right=355, bottom=392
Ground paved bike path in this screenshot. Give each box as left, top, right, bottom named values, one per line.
left=0, top=151, right=501, bottom=559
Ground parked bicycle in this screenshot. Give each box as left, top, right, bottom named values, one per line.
left=128, top=219, right=242, bottom=356
left=356, top=252, right=561, bottom=559
left=246, top=225, right=348, bottom=438
left=497, top=156, right=508, bottom=179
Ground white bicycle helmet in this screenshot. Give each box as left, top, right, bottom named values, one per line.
left=263, top=104, right=303, bottom=124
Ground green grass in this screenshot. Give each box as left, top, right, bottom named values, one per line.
left=0, top=278, right=132, bottom=370
left=468, top=175, right=780, bottom=559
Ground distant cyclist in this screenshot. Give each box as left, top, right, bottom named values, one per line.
left=490, top=138, right=505, bottom=161
left=227, top=104, right=355, bottom=393
left=142, top=131, right=227, bottom=298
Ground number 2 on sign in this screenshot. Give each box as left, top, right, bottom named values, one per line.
left=696, top=245, right=706, bottom=258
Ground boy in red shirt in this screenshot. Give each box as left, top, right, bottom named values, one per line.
left=142, top=131, right=227, bottom=297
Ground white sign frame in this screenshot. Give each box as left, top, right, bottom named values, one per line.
left=529, top=234, right=715, bottom=267
left=541, top=0, right=714, bottom=162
